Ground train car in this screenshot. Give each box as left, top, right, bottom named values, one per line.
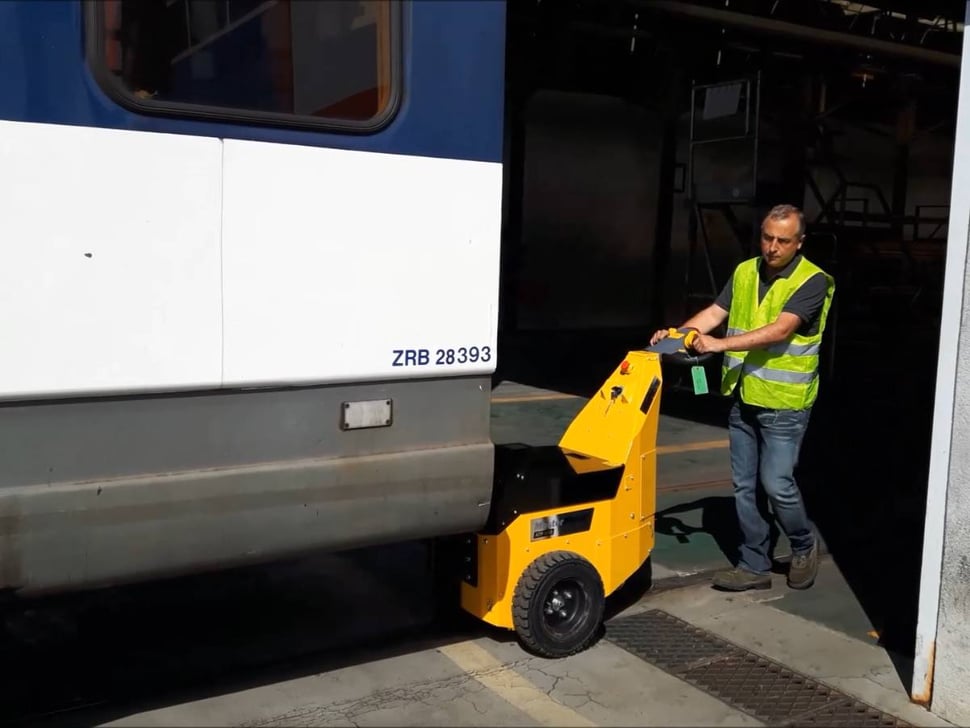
left=0, top=0, right=506, bottom=596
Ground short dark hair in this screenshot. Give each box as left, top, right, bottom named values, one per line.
left=764, top=204, right=805, bottom=238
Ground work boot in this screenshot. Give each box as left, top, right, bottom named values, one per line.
left=787, top=537, right=818, bottom=590
left=711, top=567, right=771, bottom=591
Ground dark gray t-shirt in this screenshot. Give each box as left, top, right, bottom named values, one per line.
left=714, top=254, right=828, bottom=337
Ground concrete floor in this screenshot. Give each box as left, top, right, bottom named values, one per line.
left=62, top=559, right=948, bottom=728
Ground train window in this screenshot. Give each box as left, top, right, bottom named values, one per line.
left=90, top=0, right=399, bottom=130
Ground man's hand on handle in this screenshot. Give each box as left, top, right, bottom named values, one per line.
left=689, top=334, right=724, bottom=354
left=650, top=327, right=725, bottom=353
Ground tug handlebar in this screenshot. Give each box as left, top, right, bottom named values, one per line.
left=645, top=327, right=715, bottom=366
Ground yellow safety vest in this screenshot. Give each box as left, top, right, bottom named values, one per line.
left=720, top=256, right=835, bottom=410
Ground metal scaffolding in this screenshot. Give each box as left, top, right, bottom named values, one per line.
left=684, top=72, right=762, bottom=306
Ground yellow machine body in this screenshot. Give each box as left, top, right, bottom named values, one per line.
left=460, top=342, right=678, bottom=629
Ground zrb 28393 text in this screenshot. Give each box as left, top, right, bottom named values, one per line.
left=391, top=347, right=492, bottom=367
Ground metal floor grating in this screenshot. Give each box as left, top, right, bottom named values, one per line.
left=606, top=609, right=911, bottom=727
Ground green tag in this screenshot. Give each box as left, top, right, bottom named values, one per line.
left=691, top=366, right=709, bottom=395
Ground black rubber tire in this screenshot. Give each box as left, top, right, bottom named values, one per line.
left=511, top=551, right=605, bottom=658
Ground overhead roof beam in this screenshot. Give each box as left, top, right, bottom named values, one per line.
left=827, top=0, right=963, bottom=29
left=636, top=0, right=962, bottom=67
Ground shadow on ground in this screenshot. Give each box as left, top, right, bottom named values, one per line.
left=0, top=535, right=663, bottom=728
left=0, top=541, right=484, bottom=727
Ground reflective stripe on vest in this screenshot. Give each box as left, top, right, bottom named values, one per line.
left=726, top=328, right=820, bottom=356
left=722, top=353, right=817, bottom=384
left=720, top=256, right=835, bottom=410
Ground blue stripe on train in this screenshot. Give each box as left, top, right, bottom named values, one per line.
left=0, top=0, right=506, bottom=163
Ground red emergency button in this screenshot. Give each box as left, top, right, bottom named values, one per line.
left=620, top=360, right=630, bottom=374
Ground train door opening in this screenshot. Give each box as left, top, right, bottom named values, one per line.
left=495, top=0, right=965, bottom=702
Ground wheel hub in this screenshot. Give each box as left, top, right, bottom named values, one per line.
left=545, top=587, right=574, bottom=617
left=543, top=580, right=585, bottom=629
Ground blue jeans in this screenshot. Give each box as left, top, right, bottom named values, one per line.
left=728, top=399, right=815, bottom=575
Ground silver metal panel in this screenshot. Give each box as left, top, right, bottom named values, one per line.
left=530, top=514, right=560, bottom=541
left=0, top=376, right=494, bottom=595
left=1, top=442, right=493, bottom=595
left=341, top=399, right=392, bottom=430
left=0, top=376, right=490, bottom=488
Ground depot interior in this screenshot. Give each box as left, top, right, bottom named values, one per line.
left=496, top=0, right=965, bottom=656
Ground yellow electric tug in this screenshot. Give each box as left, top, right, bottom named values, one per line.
left=460, top=328, right=708, bottom=657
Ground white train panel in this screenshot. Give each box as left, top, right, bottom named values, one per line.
left=0, top=120, right=224, bottom=400
left=220, top=139, right=503, bottom=386
left=0, top=120, right=503, bottom=400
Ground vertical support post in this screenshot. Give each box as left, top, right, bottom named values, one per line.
left=892, top=96, right=917, bottom=239
left=912, top=4, right=970, bottom=708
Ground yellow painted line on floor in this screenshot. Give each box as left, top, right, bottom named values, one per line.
left=656, top=439, right=729, bottom=455
left=491, top=392, right=581, bottom=404
left=437, top=641, right=596, bottom=727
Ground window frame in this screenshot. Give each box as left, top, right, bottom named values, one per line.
left=83, top=0, right=404, bottom=134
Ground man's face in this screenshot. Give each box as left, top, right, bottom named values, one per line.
left=760, top=215, right=803, bottom=271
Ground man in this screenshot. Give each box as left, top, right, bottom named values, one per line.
left=651, top=204, right=835, bottom=591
